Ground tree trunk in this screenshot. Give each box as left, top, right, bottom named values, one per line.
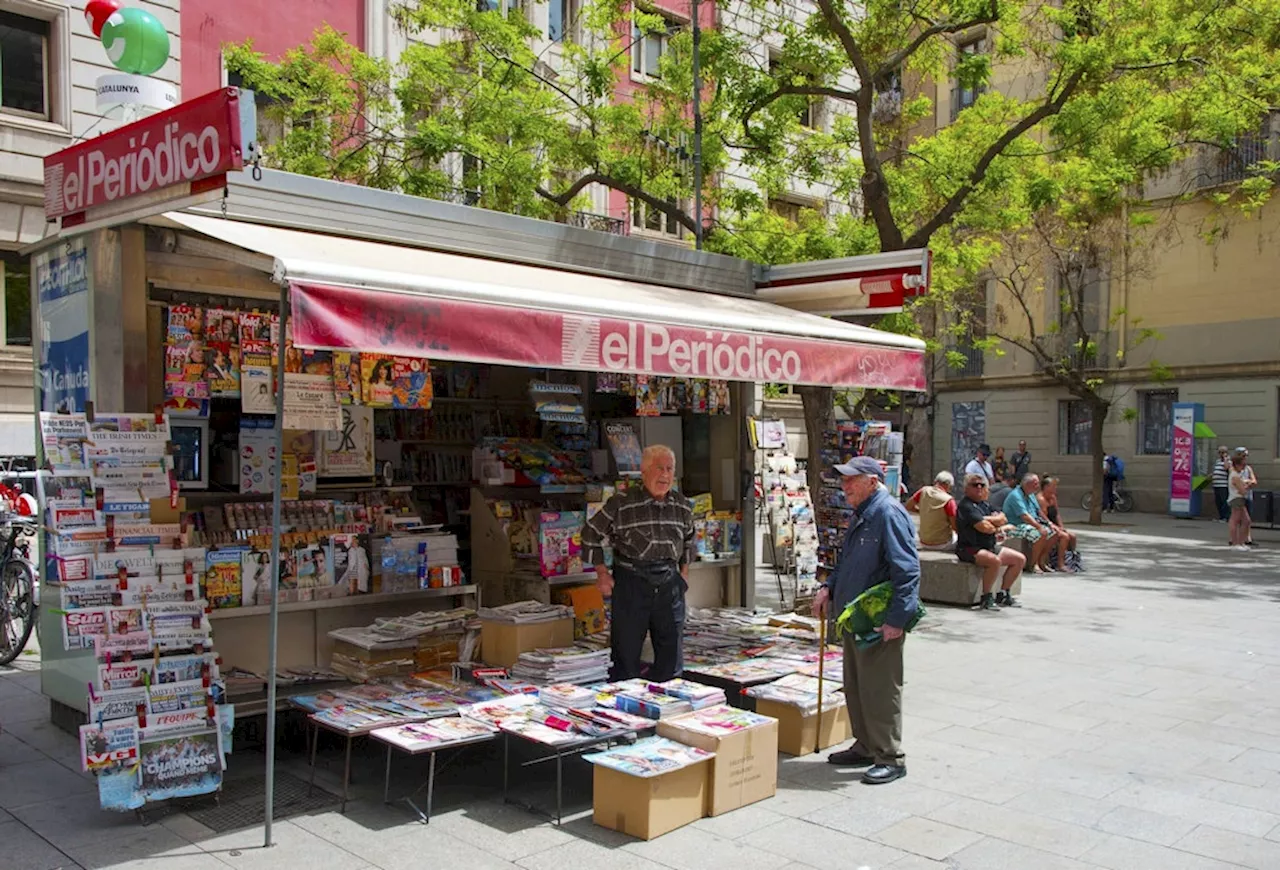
left=799, top=385, right=835, bottom=491
left=1087, top=397, right=1109, bottom=526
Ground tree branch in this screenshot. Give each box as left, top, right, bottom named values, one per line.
left=740, top=84, right=861, bottom=141
left=875, top=4, right=1001, bottom=85
left=535, top=171, right=698, bottom=233
left=904, top=66, right=1088, bottom=248
left=814, top=0, right=872, bottom=81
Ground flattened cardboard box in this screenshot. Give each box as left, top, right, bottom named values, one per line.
left=592, top=759, right=709, bottom=840
left=657, top=714, right=778, bottom=816
left=755, top=699, right=851, bottom=756
left=479, top=618, right=574, bottom=667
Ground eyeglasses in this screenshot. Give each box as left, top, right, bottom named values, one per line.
left=970, top=483, right=988, bottom=489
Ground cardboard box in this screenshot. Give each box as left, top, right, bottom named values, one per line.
left=657, top=709, right=778, bottom=816
left=755, top=699, right=851, bottom=756
left=480, top=617, right=574, bottom=667
left=592, top=759, right=709, bottom=840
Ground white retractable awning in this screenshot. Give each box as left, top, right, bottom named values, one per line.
left=162, top=212, right=927, bottom=391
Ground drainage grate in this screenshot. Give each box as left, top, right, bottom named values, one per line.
left=187, top=770, right=341, bottom=833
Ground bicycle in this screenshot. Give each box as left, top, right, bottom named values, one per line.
left=0, top=513, right=38, bottom=666
left=1080, top=482, right=1135, bottom=514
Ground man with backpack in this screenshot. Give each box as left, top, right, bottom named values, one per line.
left=1103, top=452, right=1125, bottom=513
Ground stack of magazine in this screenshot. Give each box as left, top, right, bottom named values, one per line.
left=584, top=736, right=714, bottom=778
left=539, top=683, right=597, bottom=709
left=662, top=704, right=775, bottom=737
left=652, top=678, right=727, bottom=710
left=744, top=673, right=844, bottom=717
left=371, top=717, right=496, bottom=753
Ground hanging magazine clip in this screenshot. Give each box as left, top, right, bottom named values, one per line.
left=117, top=566, right=128, bottom=590
left=153, top=404, right=164, bottom=425
left=136, top=703, right=146, bottom=729
left=84, top=401, right=95, bottom=424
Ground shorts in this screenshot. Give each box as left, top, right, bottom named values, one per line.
left=1004, top=524, right=1048, bottom=544
left=956, top=545, right=994, bottom=564
left=1229, top=497, right=1249, bottom=510
left=919, top=533, right=957, bottom=551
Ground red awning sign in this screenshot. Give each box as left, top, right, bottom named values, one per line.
left=43, top=88, right=246, bottom=226
left=290, top=281, right=926, bottom=391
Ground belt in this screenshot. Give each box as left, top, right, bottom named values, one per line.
left=615, top=558, right=681, bottom=587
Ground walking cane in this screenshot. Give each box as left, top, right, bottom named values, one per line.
left=814, top=611, right=826, bottom=756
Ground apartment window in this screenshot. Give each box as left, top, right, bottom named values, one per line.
left=0, top=251, right=32, bottom=347
left=632, top=18, right=678, bottom=79
left=0, top=10, right=50, bottom=120
left=631, top=198, right=682, bottom=238
left=951, top=37, right=986, bottom=119
left=1059, top=400, right=1093, bottom=455
left=769, top=199, right=803, bottom=224
left=478, top=0, right=526, bottom=15
left=1137, top=389, right=1177, bottom=455
left=548, top=0, right=576, bottom=41
left=769, top=56, right=818, bottom=128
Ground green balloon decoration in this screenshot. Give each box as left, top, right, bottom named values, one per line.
left=101, top=8, right=169, bottom=76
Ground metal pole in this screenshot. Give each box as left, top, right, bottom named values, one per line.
left=691, top=0, right=704, bottom=250
left=262, top=281, right=288, bottom=847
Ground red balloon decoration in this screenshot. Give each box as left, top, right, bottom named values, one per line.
left=85, top=0, right=123, bottom=38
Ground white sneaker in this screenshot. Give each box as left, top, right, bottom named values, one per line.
left=1234, top=545, right=1251, bottom=552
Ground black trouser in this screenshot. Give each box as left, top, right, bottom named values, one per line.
left=1215, top=486, right=1230, bottom=521
left=610, top=559, right=686, bottom=682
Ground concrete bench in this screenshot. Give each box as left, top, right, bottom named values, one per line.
left=918, top=550, right=1023, bottom=606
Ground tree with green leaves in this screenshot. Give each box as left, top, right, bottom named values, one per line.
left=228, top=0, right=1280, bottom=520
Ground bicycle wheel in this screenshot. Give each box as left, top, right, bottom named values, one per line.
left=0, top=558, right=36, bottom=666
left=1080, top=490, right=1094, bottom=511
left=1116, top=490, right=1136, bottom=513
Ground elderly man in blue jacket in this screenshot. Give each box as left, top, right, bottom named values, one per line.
left=813, top=456, right=920, bottom=785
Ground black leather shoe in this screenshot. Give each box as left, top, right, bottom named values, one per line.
left=862, top=764, right=907, bottom=785
left=827, top=746, right=874, bottom=766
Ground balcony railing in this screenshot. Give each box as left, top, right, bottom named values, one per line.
left=566, top=210, right=628, bottom=236
left=439, top=187, right=482, bottom=206
left=944, top=345, right=984, bottom=379
left=1202, top=132, right=1277, bottom=186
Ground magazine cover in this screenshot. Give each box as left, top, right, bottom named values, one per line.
left=137, top=727, right=223, bottom=801
left=239, top=311, right=278, bottom=364
left=241, top=549, right=275, bottom=606
left=145, top=601, right=205, bottom=636
left=204, top=549, right=244, bottom=609
left=153, top=653, right=215, bottom=686
left=331, top=533, right=370, bottom=595
left=584, top=736, right=713, bottom=778
left=332, top=352, right=362, bottom=404
left=605, top=422, right=643, bottom=475
left=634, top=376, right=660, bottom=416
left=94, top=632, right=154, bottom=663
left=691, top=379, right=709, bottom=413
left=204, top=307, right=241, bottom=397
left=165, top=305, right=208, bottom=400
left=360, top=354, right=433, bottom=409
left=500, top=717, right=582, bottom=745
left=537, top=511, right=584, bottom=578
left=79, top=719, right=140, bottom=771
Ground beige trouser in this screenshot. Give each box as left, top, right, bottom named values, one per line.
left=841, top=631, right=905, bottom=766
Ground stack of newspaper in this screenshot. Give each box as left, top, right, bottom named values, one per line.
left=478, top=600, right=573, bottom=624
left=745, top=673, right=844, bottom=717
left=511, top=647, right=611, bottom=685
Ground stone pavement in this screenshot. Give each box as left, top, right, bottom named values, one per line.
left=2, top=521, right=1279, bottom=870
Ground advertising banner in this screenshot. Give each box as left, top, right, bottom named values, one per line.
left=290, top=282, right=927, bottom=391
left=33, top=240, right=91, bottom=414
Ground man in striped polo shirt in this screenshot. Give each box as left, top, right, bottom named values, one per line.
left=583, top=445, right=695, bottom=681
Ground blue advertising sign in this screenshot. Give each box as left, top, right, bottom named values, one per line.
left=34, top=240, right=91, bottom=413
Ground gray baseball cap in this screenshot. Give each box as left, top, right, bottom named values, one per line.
left=833, top=456, right=884, bottom=479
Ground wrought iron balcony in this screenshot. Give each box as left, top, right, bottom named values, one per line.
left=566, top=210, right=628, bottom=235
left=944, top=345, right=984, bottom=379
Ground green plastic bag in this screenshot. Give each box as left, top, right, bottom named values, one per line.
left=835, top=582, right=925, bottom=649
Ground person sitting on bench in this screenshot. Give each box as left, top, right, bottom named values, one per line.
left=905, top=471, right=958, bottom=550
left=1003, top=474, right=1064, bottom=573
left=955, top=474, right=1026, bottom=611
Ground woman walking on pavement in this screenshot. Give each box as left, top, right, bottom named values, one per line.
left=1228, top=447, right=1257, bottom=551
